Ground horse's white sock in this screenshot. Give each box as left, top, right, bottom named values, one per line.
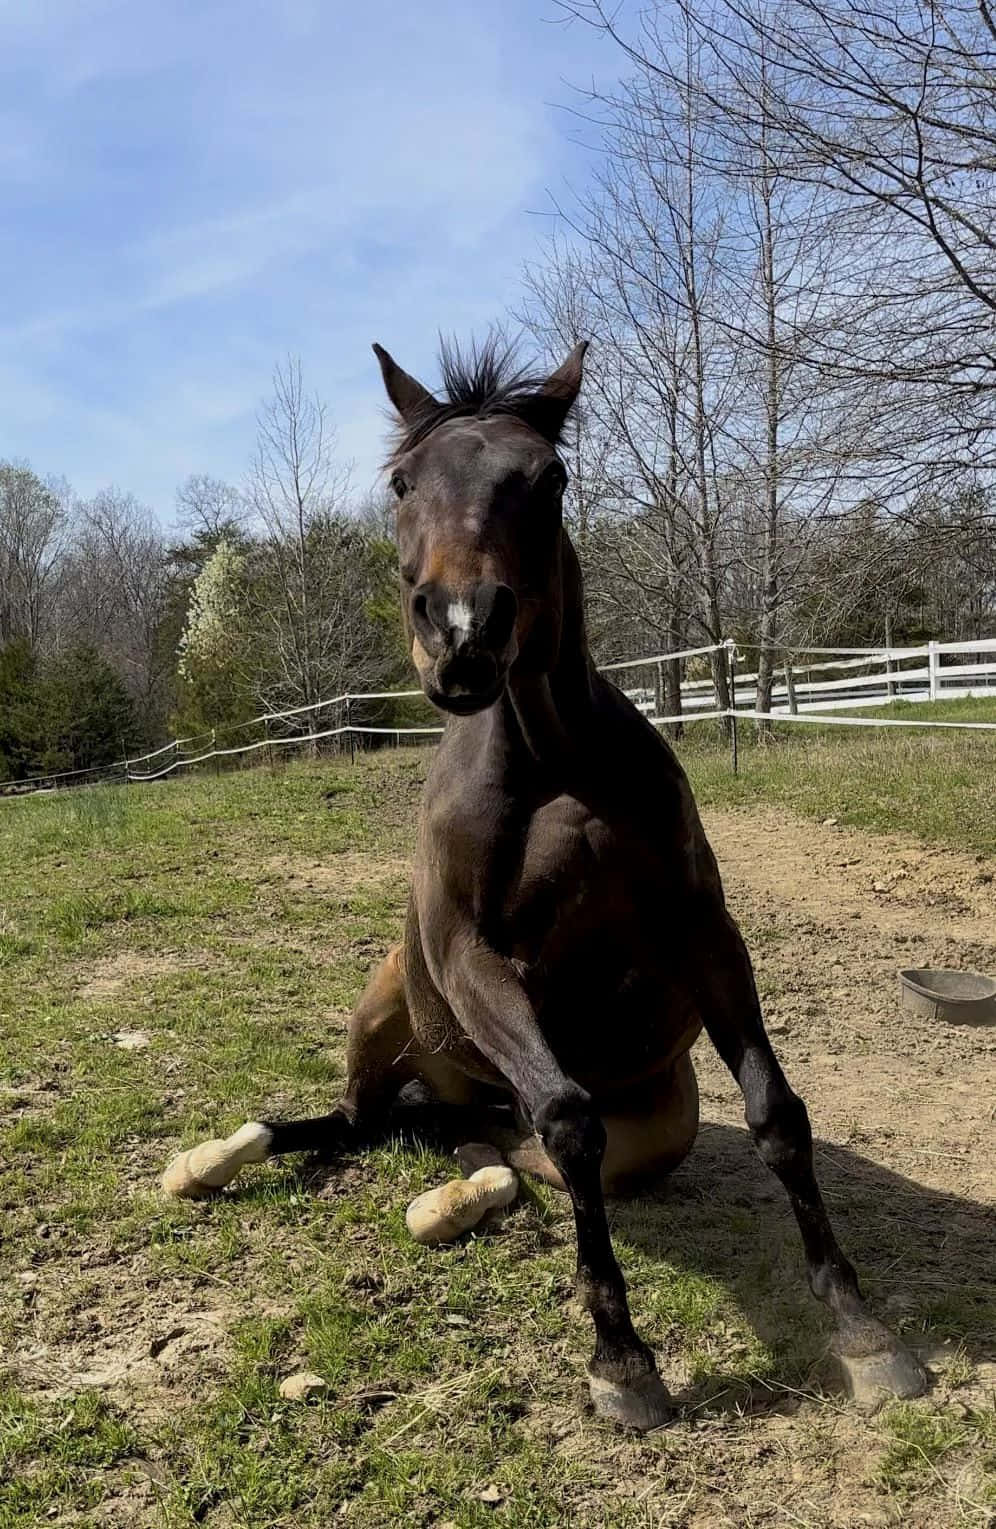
left=405, top=1163, right=518, bottom=1245
left=162, top=1121, right=273, bottom=1199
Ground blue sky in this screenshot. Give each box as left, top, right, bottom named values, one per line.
left=0, top=0, right=615, bottom=524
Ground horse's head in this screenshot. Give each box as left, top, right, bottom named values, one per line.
left=374, top=339, right=587, bottom=716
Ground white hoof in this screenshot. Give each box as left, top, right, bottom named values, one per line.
left=406, top=1165, right=518, bottom=1245
left=278, top=1371, right=329, bottom=1401
left=162, top=1122, right=272, bottom=1199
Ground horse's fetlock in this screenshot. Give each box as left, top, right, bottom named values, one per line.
left=590, top=1339, right=656, bottom=1387
left=576, top=1270, right=627, bottom=1320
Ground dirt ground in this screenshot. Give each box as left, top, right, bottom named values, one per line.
left=702, top=804, right=996, bottom=1205
left=664, top=805, right=996, bottom=1526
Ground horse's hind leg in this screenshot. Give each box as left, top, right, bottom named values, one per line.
left=163, top=946, right=417, bottom=1197
left=697, top=911, right=927, bottom=1407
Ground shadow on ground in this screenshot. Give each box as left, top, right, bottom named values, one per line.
left=604, top=1119, right=995, bottom=1409
left=232, top=1104, right=994, bottom=1416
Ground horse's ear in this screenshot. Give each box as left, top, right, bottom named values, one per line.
left=372, top=343, right=438, bottom=423
left=522, top=341, right=589, bottom=443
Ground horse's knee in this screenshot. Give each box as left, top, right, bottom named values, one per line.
left=747, top=1085, right=813, bottom=1178
left=534, top=1085, right=605, bottom=1175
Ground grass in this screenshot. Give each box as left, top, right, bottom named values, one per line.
left=681, top=695, right=996, bottom=854
left=0, top=739, right=994, bottom=1527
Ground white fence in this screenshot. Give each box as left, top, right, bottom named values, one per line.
left=612, top=637, right=996, bottom=719
left=2, top=635, right=995, bottom=797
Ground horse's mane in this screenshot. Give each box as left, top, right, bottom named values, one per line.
left=387, top=336, right=570, bottom=460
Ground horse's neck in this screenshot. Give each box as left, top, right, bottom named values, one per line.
left=504, top=532, right=597, bottom=771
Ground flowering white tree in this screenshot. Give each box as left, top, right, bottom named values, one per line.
left=177, top=538, right=246, bottom=682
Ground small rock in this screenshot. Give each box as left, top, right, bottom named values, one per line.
left=768, top=1020, right=790, bottom=1036
left=110, top=1030, right=150, bottom=1050
left=872, top=881, right=889, bottom=894
left=822, top=816, right=838, bottom=827
left=278, top=1371, right=329, bottom=1402
left=479, top=1484, right=503, bottom=1505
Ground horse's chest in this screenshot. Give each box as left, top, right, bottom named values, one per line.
left=506, top=809, right=698, bottom=1082
left=510, top=803, right=672, bottom=976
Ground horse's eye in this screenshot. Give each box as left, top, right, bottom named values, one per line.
left=391, top=470, right=408, bottom=499
left=541, top=462, right=567, bottom=497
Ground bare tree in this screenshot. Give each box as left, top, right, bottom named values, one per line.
left=564, top=0, right=996, bottom=496
left=0, top=462, right=70, bottom=650
left=175, top=474, right=247, bottom=540
left=242, top=358, right=391, bottom=714
left=66, top=489, right=173, bottom=735
left=525, top=14, right=766, bottom=720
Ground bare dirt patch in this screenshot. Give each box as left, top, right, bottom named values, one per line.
left=77, top=952, right=209, bottom=1002
left=701, top=805, right=996, bottom=1202
left=259, top=851, right=410, bottom=896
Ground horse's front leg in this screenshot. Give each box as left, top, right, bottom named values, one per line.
left=443, top=939, right=670, bottom=1430
left=696, top=910, right=928, bottom=1407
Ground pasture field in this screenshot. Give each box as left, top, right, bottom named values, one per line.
left=1, top=729, right=995, bottom=1528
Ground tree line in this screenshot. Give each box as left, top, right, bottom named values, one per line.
left=522, top=0, right=996, bottom=718
left=0, top=361, right=407, bottom=783
left=3, top=0, right=994, bottom=779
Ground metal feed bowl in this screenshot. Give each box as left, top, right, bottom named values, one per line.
left=899, top=968, right=996, bottom=1026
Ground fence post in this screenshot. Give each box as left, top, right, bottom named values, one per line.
left=928, top=640, right=939, bottom=701
left=727, top=640, right=738, bottom=776
left=653, top=660, right=664, bottom=719
left=346, top=697, right=355, bottom=764
left=885, top=613, right=895, bottom=700
left=783, top=651, right=798, bottom=715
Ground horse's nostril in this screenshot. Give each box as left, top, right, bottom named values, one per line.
left=412, top=590, right=429, bottom=625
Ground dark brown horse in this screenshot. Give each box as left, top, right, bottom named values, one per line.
left=165, top=338, right=927, bottom=1429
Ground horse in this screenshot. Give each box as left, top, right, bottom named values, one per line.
left=164, top=337, right=928, bottom=1429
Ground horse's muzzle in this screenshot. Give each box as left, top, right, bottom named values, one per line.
left=428, top=650, right=508, bottom=715
left=412, top=579, right=517, bottom=715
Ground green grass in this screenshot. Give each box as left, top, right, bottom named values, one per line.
left=0, top=744, right=993, bottom=1527
left=681, top=695, right=996, bottom=854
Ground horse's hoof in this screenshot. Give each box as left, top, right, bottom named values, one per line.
left=161, top=1122, right=273, bottom=1200
left=162, top=1147, right=218, bottom=1199
left=406, top=1165, right=518, bottom=1245
left=588, top=1368, right=672, bottom=1432
left=833, top=1331, right=929, bottom=1410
